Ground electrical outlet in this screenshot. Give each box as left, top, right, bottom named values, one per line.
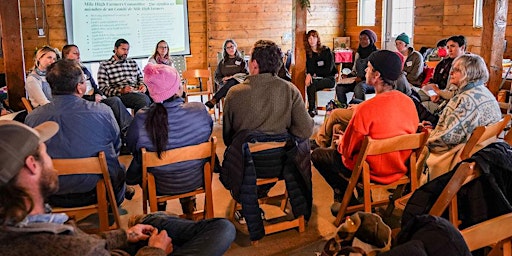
left=38, top=29, right=45, bottom=37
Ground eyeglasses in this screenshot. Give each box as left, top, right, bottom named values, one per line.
left=80, top=74, right=89, bottom=84
left=225, top=46, right=235, bottom=50
left=451, top=67, right=462, bottom=73
left=158, top=46, right=168, bottom=49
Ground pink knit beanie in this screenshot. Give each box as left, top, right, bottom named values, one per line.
left=143, top=63, right=181, bottom=103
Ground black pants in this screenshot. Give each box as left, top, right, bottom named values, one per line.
left=213, top=79, right=239, bottom=101
left=311, top=147, right=358, bottom=203
left=306, top=77, right=335, bottom=111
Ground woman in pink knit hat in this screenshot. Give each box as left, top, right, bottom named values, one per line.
left=125, top=63, right=213, bottom=218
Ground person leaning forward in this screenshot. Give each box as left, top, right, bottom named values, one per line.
left=0, top=120, right=236, bottom=256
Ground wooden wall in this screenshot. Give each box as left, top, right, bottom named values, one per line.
left=414, top=0, right=483, bottom=55
left=345, top=0, right=383, bottom=49
left=3, top=0, right=512, bottom=72
left=206, top=0, right=343, bottom=69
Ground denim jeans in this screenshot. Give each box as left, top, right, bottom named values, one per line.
left=136, top=213, right=235, bottom=256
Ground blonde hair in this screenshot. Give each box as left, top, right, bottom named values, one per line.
left=34, top=46, right=58, bottom=69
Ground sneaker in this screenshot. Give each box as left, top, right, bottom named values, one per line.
left=125, top=186, right=135, bottom=200
left=234, top=210, right=246, bottom=224
left=308, top=110, right=317, bottom=118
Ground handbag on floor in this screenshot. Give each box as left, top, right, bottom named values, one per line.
left=321, top=212, right=392, bottom=256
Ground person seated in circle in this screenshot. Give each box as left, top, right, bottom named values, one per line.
left=205, top=39, right=248, bottom=109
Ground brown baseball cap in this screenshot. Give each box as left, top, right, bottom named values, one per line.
left=0, top=120, right=59, bottom=186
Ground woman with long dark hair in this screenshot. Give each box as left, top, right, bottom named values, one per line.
left=305, top=30, right=337, bottom=117
left=205, top=39, right=248, bottom=109
left=126, top=63, right=213, bottom=218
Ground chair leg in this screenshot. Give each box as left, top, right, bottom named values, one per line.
left=384, top=184, right=406, bottom=217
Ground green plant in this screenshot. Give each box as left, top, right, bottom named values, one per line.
left=297, top=0, right=310, bottom=9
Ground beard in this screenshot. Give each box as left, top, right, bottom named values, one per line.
left=116, top=53, right=127, bottom=61
left=39, top=162, right=59, bottom=199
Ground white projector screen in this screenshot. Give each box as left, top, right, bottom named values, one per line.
left=64, top=0, right=191, bottom=62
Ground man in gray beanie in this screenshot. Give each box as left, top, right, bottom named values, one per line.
left=312, top=50, right=420, bottom=216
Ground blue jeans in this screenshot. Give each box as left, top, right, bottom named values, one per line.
left=137, top=213, right=235, bottom=256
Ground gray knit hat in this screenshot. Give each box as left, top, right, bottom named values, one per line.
left=0, top=120, right=58, bottom=186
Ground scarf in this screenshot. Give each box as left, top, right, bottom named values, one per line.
left=156, top=55, right=171, bottom=65
left=35, top=67, right=46, bottom=77
left=357, top=44, right=378, bottom=59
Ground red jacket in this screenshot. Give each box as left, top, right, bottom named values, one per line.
left=339, top=90, right=419, bottom=184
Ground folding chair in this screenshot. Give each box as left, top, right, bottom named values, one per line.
left=334, top=131, right=429, bottom=227
left=141, top=137, right=216, bottom=220
left=51, top=151, right=121, bottom=233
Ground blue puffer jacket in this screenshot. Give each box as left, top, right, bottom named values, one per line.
left=126, top=97, right=213, bottom=195
left=221, top=130, right=312, bottom=241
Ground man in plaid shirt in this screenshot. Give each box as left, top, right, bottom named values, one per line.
left=97, top=39, right=151, bottom=114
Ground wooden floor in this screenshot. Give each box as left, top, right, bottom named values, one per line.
left=117, top=99, right=393, bottom=255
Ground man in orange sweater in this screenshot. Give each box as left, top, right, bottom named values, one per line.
left=311, top=50, right=419, bottom=216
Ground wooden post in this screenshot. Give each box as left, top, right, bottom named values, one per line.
left=291, top=1, right=307, bottom=100
left=481, top=0, right=508, bottom=96
left=0, top=0, right=25, bottom=111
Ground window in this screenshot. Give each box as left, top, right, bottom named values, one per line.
left=391, top=0, right=413, bottom=38
left=358, top=0, right=376, bottom=26
left=473, top=0, right=483, bottom=28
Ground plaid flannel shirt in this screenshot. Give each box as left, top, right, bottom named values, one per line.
left=97, top=56, right=144, bottom=97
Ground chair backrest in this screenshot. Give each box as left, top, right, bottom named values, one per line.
left=460, top=115, right=511, bottom=160
left=141, top=137, right=216, bottom=216
left=429, top=162, right=480, bottom=218
left=21, top=97, right=33, bottom=113
left=355, top=131, right=430, bottom=189
left=461, top=212, right=512, bottom=253
left=51, top=151, right=121, bottom=233
left=182, top=68, right=213, bottom=97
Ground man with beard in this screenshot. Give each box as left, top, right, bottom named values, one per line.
left=97, top=38, right=151, bottom=114
left=0, top=120, right=236, bottom=255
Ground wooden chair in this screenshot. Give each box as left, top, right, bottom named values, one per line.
left=21, top=97, right=33, bottom=113
left=395, top=116, right=511, bottom=212
left=428, top=162, right=480, bottom=227
left=182, top=68, right=214, bottom=103
left=228, top=141, right=306, bottom=244
left=334, top=131, right=429, bottom=227
left=51, top=151, right=121, bottom=233
left=429, top=162, right=512, bottom=255
left=459, top=114, right=511, bottom=160
left=461, top=212, right=512, bottom=255
left=141, top=137, right=216, bottom=220
left=182, top=68, right=217, bottom=121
